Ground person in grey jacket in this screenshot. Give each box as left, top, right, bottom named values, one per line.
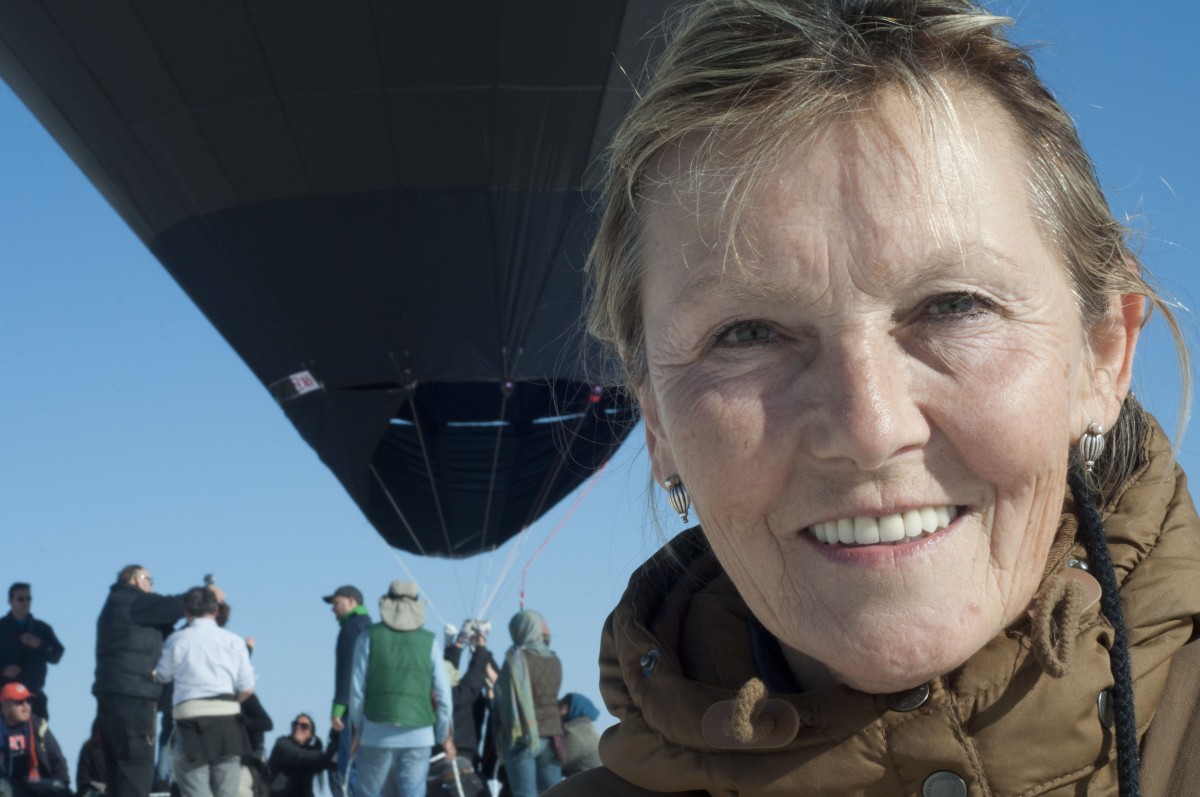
left=555, top=694, right=600, bottom=778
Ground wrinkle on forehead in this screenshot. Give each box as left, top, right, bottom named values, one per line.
left=662, top=240, right=1032, bottom=317
left=642, top=84, right=1023, bottom=285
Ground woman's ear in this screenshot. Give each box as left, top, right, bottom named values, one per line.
left=637, top=386, right=677, bottom=487
left=1087, top=291, right=1145, bottom=429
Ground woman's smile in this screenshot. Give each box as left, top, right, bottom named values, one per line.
left=806, top=504, right=960, bottom=546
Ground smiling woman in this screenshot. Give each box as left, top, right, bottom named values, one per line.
left=548, top=1, right=1200, bottom=796
left=637, top=87, right=1142, bottom=699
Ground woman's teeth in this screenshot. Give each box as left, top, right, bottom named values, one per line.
left=808, top=506, right=959, bottom=546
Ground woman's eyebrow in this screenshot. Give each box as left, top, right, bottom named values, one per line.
left=666, top=242, right=1023, bottom=310
left=667, top=272, right=811, bottom=311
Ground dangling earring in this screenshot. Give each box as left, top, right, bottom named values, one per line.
left=1079, top=422, right=1105, bottom=474
left=663, top=476, right=690, bottom=523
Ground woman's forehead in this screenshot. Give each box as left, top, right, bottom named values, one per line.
left=642, top=86, right=1029, bottom=264
left=636, top=88, right=1068, bottom=326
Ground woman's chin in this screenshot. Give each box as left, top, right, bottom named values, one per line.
left=785, top=630, right=990, bottom=696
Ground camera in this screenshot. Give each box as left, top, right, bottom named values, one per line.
left=456, top=618, right=491, bottom=648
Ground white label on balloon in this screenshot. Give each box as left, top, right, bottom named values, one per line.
left=289, top=370, right=320, bottom=396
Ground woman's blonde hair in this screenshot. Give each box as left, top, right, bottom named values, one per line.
left=588, top=0, right=1189, bottom=497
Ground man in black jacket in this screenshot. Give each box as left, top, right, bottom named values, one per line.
left=92, top=565, right=221, bottom=797
left=0, top=583, right=64, bottom=722
left=321, top=586, right=369, bottom=797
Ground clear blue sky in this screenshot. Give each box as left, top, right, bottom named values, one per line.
left=2, top=2, right=1197, bottom=781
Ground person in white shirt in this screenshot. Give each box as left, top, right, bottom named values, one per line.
left=156, top=587, right=254, bottom=797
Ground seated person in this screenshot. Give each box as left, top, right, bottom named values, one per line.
left=556, top=695, right=600, bottom=777
left=75, top=721, right=106, bottom=797
left=266, top=716, right=332, bottom=797
left=0, top=683, right=69, bottom=797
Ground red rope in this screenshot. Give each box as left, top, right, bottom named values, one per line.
left=519, top=463, right=608, bottom=608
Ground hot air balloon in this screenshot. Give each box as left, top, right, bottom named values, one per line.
left=0, top=2, right=670, bottom=557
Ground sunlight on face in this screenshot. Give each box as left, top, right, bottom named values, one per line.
left=331, top=596, right=355, bottom=620
left=638, top=89, right=1112, bottom=693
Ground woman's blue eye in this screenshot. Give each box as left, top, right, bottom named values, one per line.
left=924, top=292, right=990, bottom=317
left=717, top=322, right=775, bottom=345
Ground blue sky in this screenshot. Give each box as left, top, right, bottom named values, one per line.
left=2, top=2, right=1197, bottom=779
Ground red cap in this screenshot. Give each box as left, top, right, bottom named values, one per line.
left=0, top=682, right=32, bottom=702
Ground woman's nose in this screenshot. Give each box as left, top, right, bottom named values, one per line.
left=800, top=331, right=928, bottom=470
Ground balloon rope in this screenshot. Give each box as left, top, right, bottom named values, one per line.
left=476, top=523, right=532, bottom=621
left=515, top=400, right=599, bottom=536
left=406, top=398, right=455, bottom=553
left=473, top=555, right=499, bottom=626
left=519, top=463, right=607, bottom=608
left=478, top=390, right=513, bottom=552
left=370, top=465, right=428, bottom=556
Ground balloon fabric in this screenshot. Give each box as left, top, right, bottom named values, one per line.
left=0, top=1, right=669, bottom=556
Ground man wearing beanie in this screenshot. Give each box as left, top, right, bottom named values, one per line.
left=347, top=582, right=453, bottom=797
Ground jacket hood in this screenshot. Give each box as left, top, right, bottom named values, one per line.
left=591, top=421, right=1200, bottom=795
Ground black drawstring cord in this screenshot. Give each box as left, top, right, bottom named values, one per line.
left=1068, top=465, right=1141, bottom=797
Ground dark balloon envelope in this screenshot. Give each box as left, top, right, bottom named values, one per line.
left=0, top=1, right=670, bottom=557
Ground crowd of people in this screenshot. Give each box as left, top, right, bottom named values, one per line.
left=0, top=572, right=602, bottom=797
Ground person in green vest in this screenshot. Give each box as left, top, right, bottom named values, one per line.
left=347, top=582, right=454, bottom=797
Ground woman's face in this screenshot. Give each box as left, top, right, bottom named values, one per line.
left=291, top=715, right=314, bottom=744
left=638, top=89, right=1137, bottom=694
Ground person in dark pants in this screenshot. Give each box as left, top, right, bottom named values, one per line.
left=444, top=627, right=497, bottom=771
left=321, top=586, right=368, bottom=797
left=0, top=583, right=64, bottom=722
left=92, top=565, right=220, bottom=797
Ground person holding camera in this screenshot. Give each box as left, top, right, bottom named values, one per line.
left=444, top=621, right=498, bottom=771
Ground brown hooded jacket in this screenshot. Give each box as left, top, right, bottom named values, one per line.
left=550, top=423, right=1200, bottom=796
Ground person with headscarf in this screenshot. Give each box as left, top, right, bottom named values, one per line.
left=495, top=611, right=562, bottom=796
left=555, top=695, right=600, bottom=778
left=347, top=582, right=453, bottom=797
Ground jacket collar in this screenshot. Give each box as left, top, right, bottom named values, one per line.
left=338, top=604, right=369, bottom=625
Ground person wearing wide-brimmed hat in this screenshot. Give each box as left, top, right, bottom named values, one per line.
left=347, top=582, right=453, bottom=797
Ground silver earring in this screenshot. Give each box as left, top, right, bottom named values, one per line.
left=664, top=476, right=690, bottom=523
left=1079, top=422, right=1105, bottom=474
